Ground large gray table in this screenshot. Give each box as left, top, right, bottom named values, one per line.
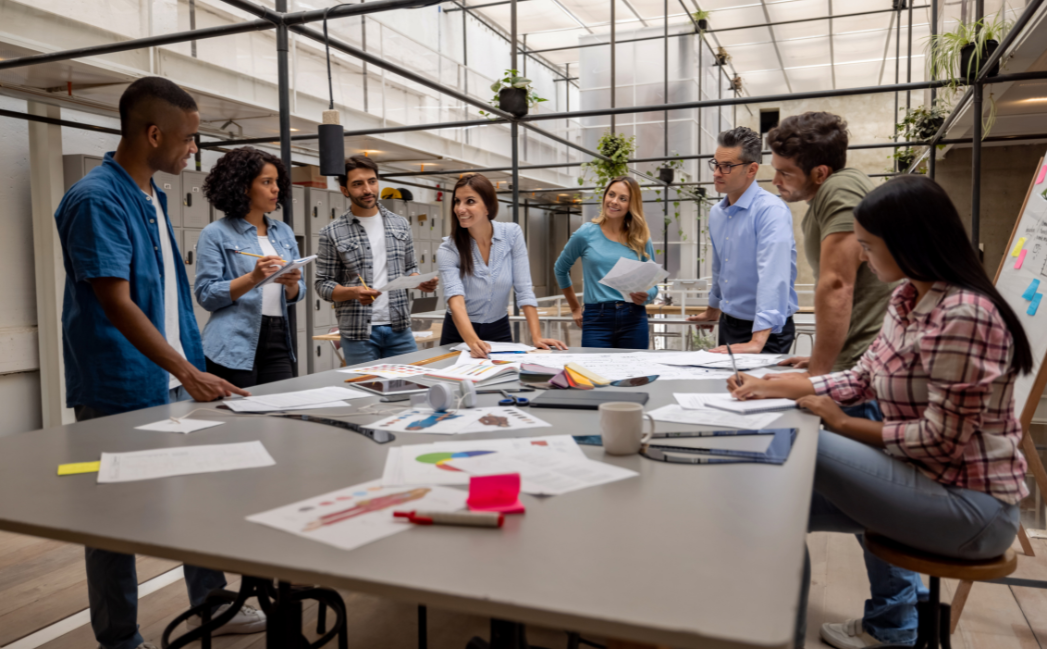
left=0, top=346, right=819, bottom=649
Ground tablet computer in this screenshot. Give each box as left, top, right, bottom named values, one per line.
left=349, top=379, right=430, bottom=397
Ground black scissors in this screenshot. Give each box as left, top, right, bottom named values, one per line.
left=497, top=389, right=530, bottom=407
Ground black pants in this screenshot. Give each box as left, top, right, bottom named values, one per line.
left=439, top=312, right=513, bottom=346
left=206, top=316, right=294, bottom=389
left=717, top=313, right=796, bottom=355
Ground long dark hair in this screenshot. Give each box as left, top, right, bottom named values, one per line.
left=854, top=175, right=1033, bottom=374
left=450, top=174, right=498, bottom=277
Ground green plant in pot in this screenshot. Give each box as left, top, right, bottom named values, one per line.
left=892, top=148, right=917, bottom=173
left=480, top=69, right=547, bottom=119
left=714, top=46, right=731, bottom=66
left=578, top=132, right=636, bottom=196
left=692, top=9, right=710, bottom=32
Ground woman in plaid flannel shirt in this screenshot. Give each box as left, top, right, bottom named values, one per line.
left=729, top=176, right=1033, bottom=649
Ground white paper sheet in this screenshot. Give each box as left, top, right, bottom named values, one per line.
left=233, top=387, right=369, bottom=411
left=674, top=393, right=740, bottom=410
left=647, top=404, right=783, bottom=430
left=449, top=450, right=637, bottom=496
left=254, top=256, right=317, bottom=288
left=97, top=441, right=275, bottom=483
left=381, top=435, right=586, bottom=487
left=134, top=419, right=225, bottom=434
left=367, top=406, right=550, bottom=434
left=247, top=480, right=467, bottom=552
left=337, top=364, right=431, bottom=378
left=450, top=342, right=535, bottom=353
left=373, top=270, right=439, bottom=293
left=597, top=258, right=669, bottom=299
left=650, top=351, right=786, bottom=370
left=652, top=434, right=775, bottom=454
left=223, top=400, right=361, bottom=413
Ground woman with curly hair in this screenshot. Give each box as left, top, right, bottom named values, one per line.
left=195, top=146, right=306, bottom=388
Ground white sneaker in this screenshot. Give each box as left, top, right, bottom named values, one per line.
left=187, top=603, right=267, bottom=636
left=820, top=618, right=889, bottom=649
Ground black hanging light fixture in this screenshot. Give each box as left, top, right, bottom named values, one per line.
left=318, top=5, right=350, bottom=176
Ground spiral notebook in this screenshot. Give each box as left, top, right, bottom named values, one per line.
left=706, top=398, right=796, bottom=415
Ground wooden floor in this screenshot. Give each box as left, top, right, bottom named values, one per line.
left=2, top=529, right=1045, bottom=648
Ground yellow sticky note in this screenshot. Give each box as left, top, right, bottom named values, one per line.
left=1012, top=237, right=1027, bottom=257
left=57, top=461, right=101, bottom=476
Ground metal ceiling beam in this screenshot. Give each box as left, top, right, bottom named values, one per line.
left=198, top=117, right=506, bottom=148
left=828, top=0, right=836, bottom=90
left=621, top=0, right=650, bottom=28
left=757, top=0, right=793, bottom=94
left=876, top=10, right=896, bottom=85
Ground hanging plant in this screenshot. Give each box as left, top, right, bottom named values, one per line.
left=892, top=148, right=918, bottom=173
left=578, top=132, right=636, bottom=196
left=692, top=9, right=710, bottom=33
left=896, top=103, right=949, bottom=142
left=729, top=75, right=743, bottom=92
left=479, top=69, right=547, bottom=119
left=714, top=46, right=731, bottom=66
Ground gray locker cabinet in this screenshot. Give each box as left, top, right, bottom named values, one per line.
left=62, top=154, right=104, bottom=192
left=295, top=297, right=307, bottom=333
left=429, top=207, right=444, bottom=241
left=154, top=172, right=182, bottom=228
left=310, top=327, right=340, bottom=373
left=181, top=171, right=211, bottom=228
left=297, top=328, right=308, bottom=376
left=407, top=202, right=425, bottom=242
left=312, top=292, right=335, bottom=328
left=379, top=199, right=406, bottom=218
left=418, top=241, right=434, bottom=275
left=330, top=191, right=347, bottom=220
left=292, top=186, right=306, bottom=236
left=307, top=189, right=329, bottom=238
left=182, top=229, right=203, bottom=286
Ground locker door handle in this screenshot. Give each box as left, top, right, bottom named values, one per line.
left=313, top=207, right=318, bottom=217
left=317, top=347, right=321, bottom=358
left=185, top=251, right=194, bottom=265
left=316, top=299, right=321, bottom=311
left=331, top=208, right=336, bottom=219
left=185, top=193, right=192, bottom=207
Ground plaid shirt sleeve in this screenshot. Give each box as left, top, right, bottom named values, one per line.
left=810, top=336, right=880, bottom=406
left=313, top=230, right=341, bottom=302
left=881, top=300, right=1010, bottom=464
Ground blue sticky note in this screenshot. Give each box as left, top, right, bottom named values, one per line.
left=1023, top=279, right=1041, bottom=300
left=1029, top=293, right=1043, bottom=316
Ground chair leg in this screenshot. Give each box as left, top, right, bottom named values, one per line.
left=950, top=581, right=973, bottom=635
left=938, top=604, right=952, bottom=649
left=317, top=601, right=327, bottom=635
left=1018, top=523, right=1036, bottom=556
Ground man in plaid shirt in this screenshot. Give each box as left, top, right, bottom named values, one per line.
left=314, top=155, right=438, bottom=364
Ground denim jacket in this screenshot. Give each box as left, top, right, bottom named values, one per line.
left=195, top=215, right=306, bottom=370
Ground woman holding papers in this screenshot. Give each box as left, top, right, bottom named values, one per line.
left=727, top=177, right=1029, bottom=648
left=553, top=176, right=659, bottom=349
left=196, top=147, right=306, bottom=388
left=436, top=173, right=567, bottom=358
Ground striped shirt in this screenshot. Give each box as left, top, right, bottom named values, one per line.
left=811, top=281, right=1029, bottom=504
left=436, top=220, right=538, bottom=323
left=314, top=204, right=418, bottom=340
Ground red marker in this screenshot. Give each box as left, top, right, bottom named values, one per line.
left=394, top=510, right=504, bottom=528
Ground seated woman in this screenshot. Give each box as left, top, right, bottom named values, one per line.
left=436, top=173, right=567, bottom=358
left=196, top=147, right=306, bottom=388
left=553, top=176, right=658, bottom=349
left=729, top=176, right=1030, bottom=649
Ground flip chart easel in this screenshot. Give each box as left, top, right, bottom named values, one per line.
left=951, top=155, right=1047, bottom=632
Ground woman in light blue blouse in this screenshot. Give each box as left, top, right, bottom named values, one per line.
left=553, top=176, right=658, bottom=349
left=196, top=147, right=306, bottom=388
left=436, top=173, right=567, bottom=358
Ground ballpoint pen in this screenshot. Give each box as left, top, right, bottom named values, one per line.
left=726, top=344, right=743, bottom=389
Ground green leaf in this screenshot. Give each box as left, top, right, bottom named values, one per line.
left=490, top=80, right=502, bottom=93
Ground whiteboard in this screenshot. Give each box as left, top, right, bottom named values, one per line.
left=993, top=153, right=1047, bottom=425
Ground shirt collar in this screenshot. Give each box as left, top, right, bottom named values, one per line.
left=103, top=152, right=158, bottom=203
left=720, top=180, right=760, bottom=214
left=891, top=280, right=948, bottom=322
left=230, top=214, right=276, bottom=235
left=491, top=220, right=505, bottom=241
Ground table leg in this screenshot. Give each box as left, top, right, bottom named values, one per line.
left=267, top=581, right=310, bottom=649
left=466, top=619, right=550, bottom=649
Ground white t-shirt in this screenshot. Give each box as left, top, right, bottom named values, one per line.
left=144, top=191, right=187, bottom=389
left=355, top=212, right=390, bottom=325
left=257, top=236, right=285, bottom=317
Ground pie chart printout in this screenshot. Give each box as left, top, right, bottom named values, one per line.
left=415, top=450, right=496, bottom=472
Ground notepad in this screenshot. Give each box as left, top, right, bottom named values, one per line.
left=707, top=398, right=797, bottom=415
left=254, top=255, right=316, bottom=288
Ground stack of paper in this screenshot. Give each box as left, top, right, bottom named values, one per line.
left=224, top=387, right=369, bottom=412
left=646, top=395, right=786, bottom=430
left=338, top=364, right=431, bottom=378
left=450, top=342, right=535, bottom=354
left=424, top=360, right=520, bottom=386
left=247, top=479, right=467, bottom=552
left=367, top=406, right=550, bottom=434
left=598, top=258, right=669, bottom=300
left=97, top=441, right=276, bottom=483
left=651, top=351, right=786, bottom=371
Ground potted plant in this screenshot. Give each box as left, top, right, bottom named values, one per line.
left=896, top=103, right=948, bottom=142
left=692, top=9, right=710, bottom=32
left=927, top=13, right=1011, bottom=94
left=578, top=132, right=636, bottom=195
left=892, top=148, right=917, bottom=172
left=729, top=75, right=743, bottom=92
left=658, top=165, right=675, bottom=185
left=714, top=46, right=731, bottom=66
left=480, top=69, right=547, bottom=119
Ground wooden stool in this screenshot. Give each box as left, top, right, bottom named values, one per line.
left=864, top=532, right=1017, bottom=649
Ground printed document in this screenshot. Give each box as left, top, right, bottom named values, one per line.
left=450, top=450, right=637, bottom=496
left=228, top=387, right=368, bottom=412
left=597, top=258, right=668, bottom=299
left=135, top=419, right=225, bottom=434
left=97, top=441, right=275, bottom=483
left=648, top=403, right=783, bottom=430
left=372, top=271, right=439, bottom=293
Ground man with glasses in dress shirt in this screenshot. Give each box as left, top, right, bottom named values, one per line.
left=687, top=126, right=799, bottom=354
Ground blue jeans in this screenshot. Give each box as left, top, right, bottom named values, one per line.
left=76, top=386, right=228, bottom=649
left=341, top=324, right=418, bottom=365
left=796, top=429, right=1019, bottom=647
left=581, top=302, right=649, bottom=349
left=838, top=402, right=928, bottom=645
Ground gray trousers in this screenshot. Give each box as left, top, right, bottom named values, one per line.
left=795, top=430, right=1021, bottom=648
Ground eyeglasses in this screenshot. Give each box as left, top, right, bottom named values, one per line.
left=707, top=160, right=749, bottom=174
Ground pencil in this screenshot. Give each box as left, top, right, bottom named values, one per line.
left=235, top=250, right=286, bottom=263
left=358, top=275, right=371, bottom=290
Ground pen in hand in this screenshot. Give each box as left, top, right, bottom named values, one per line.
left=726, top=344, right=743, bottom=396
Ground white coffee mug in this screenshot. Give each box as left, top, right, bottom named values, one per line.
left=599, top=402, right=656, bottom=456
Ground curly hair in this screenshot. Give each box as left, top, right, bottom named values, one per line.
left=203, top=147, right=290, bottom=220
left=766, top=112, right=849, bottom=174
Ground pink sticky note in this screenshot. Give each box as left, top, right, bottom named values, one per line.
left=1016, top=249, right=1028, bottom=270
left=1038, top=165, right=1047, bottom=186
left=467, top=473, right=525, bottom=514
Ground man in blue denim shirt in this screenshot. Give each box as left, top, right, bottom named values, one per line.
left=54, top=78, right=260, bottom=649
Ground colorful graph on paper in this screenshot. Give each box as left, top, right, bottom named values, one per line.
left=415, top=450, right=496, bottom=472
